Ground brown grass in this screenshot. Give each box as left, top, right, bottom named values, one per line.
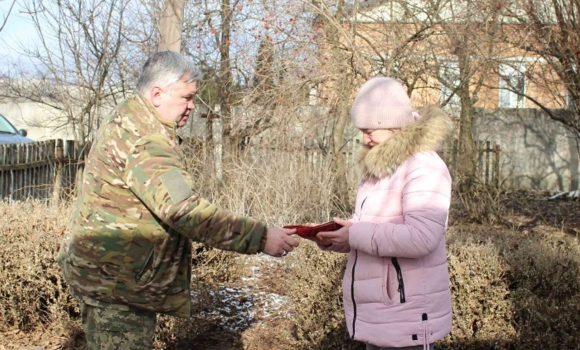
left=1, top=147, right=580, bottom=349
left=0, top=200, right=82, bottom=349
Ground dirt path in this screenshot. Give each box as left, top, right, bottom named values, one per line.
left=186, top=255, right=295, bottom=350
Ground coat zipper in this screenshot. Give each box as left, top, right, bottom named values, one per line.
left=351, top=197, right=367, bottom=340
left=391, top=257, right=406, bottom=303
left=350, top=250, right=358, bottom=339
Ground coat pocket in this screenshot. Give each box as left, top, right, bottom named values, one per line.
left=385, top=258, right=407, bottom=304
left=390, top=257, right=406, bottom=303
left=135, top=247, right=154, bottom=284
left=382, top=258, right=394, bottom=304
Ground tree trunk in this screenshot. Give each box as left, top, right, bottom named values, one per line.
left=319, top=0, right=352, bottom=212
left=158, top=0, right=185, bottom=52
left=456, top=50, right=477, bottom=189
left=219, top=0, right=233, bottom=130
left=331, top=97, right=351, bottom=212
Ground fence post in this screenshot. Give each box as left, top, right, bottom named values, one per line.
left=485, top=141, right=491, bottom=186
left=53, top=139, right=64, bottom=203
left=494, top=143, right=501, bottom=188
left=8, top=145, right=15, bottom=201
left=15, top=144, right=23, bottom=201
left=65, top=140, right=77, bottom=198
left=25, top=143, right=32, bottom=199
left=0, top=145, right=6, bottom=200
left=76, top=141, right=90, bottom=194
left=212, top=105, right=223, bottom=183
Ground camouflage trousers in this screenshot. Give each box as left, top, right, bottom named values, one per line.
left=78, top=297, right=157, bottom=350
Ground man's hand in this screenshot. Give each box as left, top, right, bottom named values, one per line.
left=262, top=227, right=299, bottom=257
left=316, top=217, right=352, bottom=246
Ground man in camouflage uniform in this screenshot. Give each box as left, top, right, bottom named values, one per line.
left=57, top=51, right=299, bottom=349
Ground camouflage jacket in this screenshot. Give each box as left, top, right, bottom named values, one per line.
left=57, top=95, right=267, bottom=318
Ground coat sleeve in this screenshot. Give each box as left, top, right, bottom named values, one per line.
left=348, top=162, right=451, bottom=258
left=123, top=134, right=267, bottom=254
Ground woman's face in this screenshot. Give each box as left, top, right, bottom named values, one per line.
left=361, top=128, right=400, bottom=147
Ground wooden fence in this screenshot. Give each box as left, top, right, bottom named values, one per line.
left=0, top=140, right=89, bottom=201
left=0, top=137, right=501, bottom=202
left=477, top=140, right=501, bottom=187
left=441, top=139, right=502, bottom=187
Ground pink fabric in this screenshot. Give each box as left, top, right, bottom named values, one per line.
left=343, top=151, right=452, bottom=348
left=350, top=77, right=415, bottom=129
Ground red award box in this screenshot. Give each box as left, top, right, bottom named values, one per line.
left=283, top=221, right=343, bottom=237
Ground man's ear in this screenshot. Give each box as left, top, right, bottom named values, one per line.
left=150, top=87, right=163, bottom=107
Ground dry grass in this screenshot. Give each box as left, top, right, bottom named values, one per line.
left=1, top=147, right=580, bottom=349
left=181, top=145, right=356, bottom=226
left=0, top=200, right=82, bottom=349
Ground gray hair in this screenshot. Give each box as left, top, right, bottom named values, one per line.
left=136, top=51, right=203, bottom=97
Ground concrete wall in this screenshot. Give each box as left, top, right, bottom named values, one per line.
left=0, top=101, right=75, bottom=141
left=473, top=108, right=579, bottom=191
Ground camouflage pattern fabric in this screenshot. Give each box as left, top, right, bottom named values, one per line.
left=58, top=95, right=267, bottom=318
left=78, top=297, right=156, bottom=350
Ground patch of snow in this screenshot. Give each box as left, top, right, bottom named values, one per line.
left=549, top=190, right=579, bottom=200
left=191, top=285, right=291, bottom=332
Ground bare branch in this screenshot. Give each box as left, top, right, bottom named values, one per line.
left=0, top=0, right=17, bottom=33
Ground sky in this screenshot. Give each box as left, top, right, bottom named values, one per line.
left=0, top=0, right=40, bottom=64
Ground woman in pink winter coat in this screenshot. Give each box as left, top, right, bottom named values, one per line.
left=316, top=77, right=453, bottom=350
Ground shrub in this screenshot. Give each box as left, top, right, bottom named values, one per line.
left=2, top=147, right=580, bottom=350
left=0, top=200, right=74, bottom=332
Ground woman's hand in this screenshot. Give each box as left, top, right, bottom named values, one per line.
left=317, top=242, right=351, bottom=253
left=316, top=217, right=352, bottom=245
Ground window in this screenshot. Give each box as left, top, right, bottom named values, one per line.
left=439, top=61, right=461, bottom=107
left=499, top=62, right=526, bottom=108
left=0, top=114, right=18, bottom=134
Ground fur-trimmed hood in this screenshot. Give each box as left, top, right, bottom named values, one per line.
left=357, top=106, right=453, bottom=179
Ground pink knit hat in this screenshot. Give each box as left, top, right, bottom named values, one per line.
left=350, top=77, right=416, bottom=129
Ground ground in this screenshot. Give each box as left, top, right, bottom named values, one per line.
left=1, top=190, right=578, bottom=350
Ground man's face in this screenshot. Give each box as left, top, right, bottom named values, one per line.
left=154, top=78, right=198, bottom=127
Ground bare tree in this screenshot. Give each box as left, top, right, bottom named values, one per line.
left=304, top=0, right=359, bottom=211
left=181, top=0, right=303, bottom=135
left=253, top=38, right=276, bottom=105
left=181, top=0, right=250, bottom=145
left=0, top=0, right=152, bottom=143
left=427, top=0, right=504, bottom=188
left=504, top=0, right=580, bottom=157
